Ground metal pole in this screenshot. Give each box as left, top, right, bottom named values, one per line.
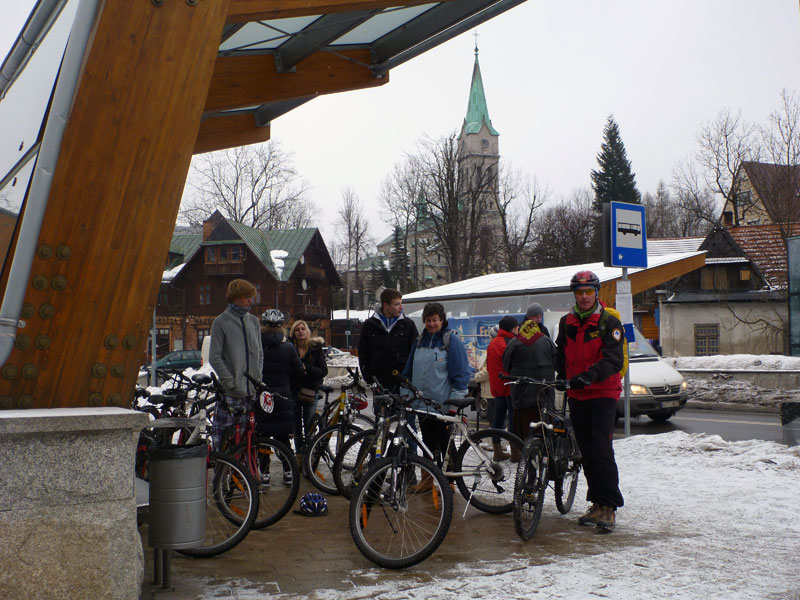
left=150, top=309, right=157, bottom=387
left=623, top=267, right=631, bottom=438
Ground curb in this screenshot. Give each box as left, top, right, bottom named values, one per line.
left=686, top=400, right=781, bottom=414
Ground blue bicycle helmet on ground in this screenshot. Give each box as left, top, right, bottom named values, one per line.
left=297, top=492, right=328, bottom=516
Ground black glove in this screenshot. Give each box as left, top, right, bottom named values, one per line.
left=554, top=380, right=567, bottom=392
left=568, top=372, right=594, bottom=390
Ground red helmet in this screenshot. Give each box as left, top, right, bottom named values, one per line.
left=570, top=270, right=600, bottom=291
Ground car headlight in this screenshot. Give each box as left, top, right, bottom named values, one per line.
left=629, top=384, right=650, bottom=395
left=680, top=380, right=688, bottom=392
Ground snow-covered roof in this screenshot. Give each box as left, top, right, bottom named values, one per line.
left=402, top=251, right=705, bottom=302
left=161, top=263, right=185, bottom=282
left=332, top=309, right=372, bottom=321
left=647, top=237, right=704, bottom=255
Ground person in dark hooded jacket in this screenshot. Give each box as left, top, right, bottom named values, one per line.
left=502, top=315, right=557, bottom=453
left=258, top=309, right=304, bottom=484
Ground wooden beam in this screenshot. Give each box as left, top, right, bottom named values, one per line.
left=194, top=113, right=271, bottom=154
left=0, top=0, right=230, bottom=408
left=226, top=0, right=457, bottom=23
left=205, top=49, right=386, bottom=112
left=598, top=254, right=706, bottom=306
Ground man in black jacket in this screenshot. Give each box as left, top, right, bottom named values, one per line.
left=358, top=289, right=419, bottom=401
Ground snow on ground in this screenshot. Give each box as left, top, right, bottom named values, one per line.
left=669, top=354, right=800, bottom=371
left=282, top=432, right=800, bottom=600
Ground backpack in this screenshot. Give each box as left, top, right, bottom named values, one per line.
left=417, top=329, right=454, bottom=351
left=598, top=306, right=628, bottom=378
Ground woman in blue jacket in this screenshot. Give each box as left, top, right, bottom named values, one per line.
left=403, top=302, right=471, bottom=492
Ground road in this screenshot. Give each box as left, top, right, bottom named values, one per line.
left=615, top=408, right=783, bottom=443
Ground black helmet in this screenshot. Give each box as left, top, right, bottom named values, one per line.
left=298, top=492, right=328, bottom=516
left=570, top=270, right=600, bottom=291
left=261, top=309, right=286, bottom=325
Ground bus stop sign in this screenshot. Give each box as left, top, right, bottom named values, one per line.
left=608, top=201, right=647, bottom=268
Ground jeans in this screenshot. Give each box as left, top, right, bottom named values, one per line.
left=490, top=395, right=513, bottom=443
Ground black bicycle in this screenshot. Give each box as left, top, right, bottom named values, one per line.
left=501, top=375, right=582, bottom=541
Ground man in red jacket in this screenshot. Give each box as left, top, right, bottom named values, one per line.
left=486, top=315, right=519, bottom=461
left=555, top=270, right=625, bottom=532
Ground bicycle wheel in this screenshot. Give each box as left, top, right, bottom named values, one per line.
left=513, top=438, right=546, bottom=541
left=304, top=423, right=360, bottom=494
left=453, top=428, right=523, bottom=514
left=177, top=451, right=259, bottom=557
left=333, top=427, right=378, bottom=500
left=554, top=436, right=581, bottom=514
left=349, top=454, right=453, bottom=569
left=231, top=437, right=299, bottom=529
left=351, top=413, right=376, bottom=431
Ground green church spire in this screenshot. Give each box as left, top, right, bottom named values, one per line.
left=463, top=44, right=498, bottom=136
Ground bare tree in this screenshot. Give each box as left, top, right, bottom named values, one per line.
left=689, top=108, right=761, bottom=226
left=645, top=180, right=716, bottom=238
left=336, top=188, right=373, bottom=310
left=530, top=189, right=596, bottom=268
left=758, top=89, right=800, bottom=242
left=380, top=161, right=425, bottom=289
left=494, top=170, right=545, bottom=271
left=180, top=142, right=314, bottom=229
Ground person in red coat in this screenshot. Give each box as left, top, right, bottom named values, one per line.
left=485, top=315, right=520, bottom=461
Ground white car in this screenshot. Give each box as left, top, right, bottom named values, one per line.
left=623, top=328, right=689, bottom=422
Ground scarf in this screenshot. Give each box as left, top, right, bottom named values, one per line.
left=573, top=301, right=598, bottom=320
left=516, top=319, right=544, bottom=347
left=229, top=303, right=250, bottom=317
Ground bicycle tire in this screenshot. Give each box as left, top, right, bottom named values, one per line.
left=304, top=423, right=360, bottom=494
left=554, top=436, right=581, bottom=514
left=231, top=437, right=299, bottom=529
left=513, top=438, right=546, bottom=541
left=350, top=413, right=376, bottom=430
left=453, top=428, right=523, bottom=514
left=333, top=427, right=378, bottom=499
left=349, top=454, right=453, bottom=569
left=177, top=451, right=259, bottom=558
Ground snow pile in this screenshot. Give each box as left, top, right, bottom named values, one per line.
left=327, top=353, right=359, bottom=368
left=688, top=377, right=800, bottom=407
left=668, top=354, right=800, bottom=370
left=257, top=432, right=800, bottom=600
left=270, top=249, right=288, bottom=279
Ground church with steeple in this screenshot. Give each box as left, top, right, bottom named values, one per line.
left=375, top=41, right=503, bottom=287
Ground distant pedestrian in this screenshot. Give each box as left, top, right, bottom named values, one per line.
left=290, top=319, right=328, bottom=451
left=524, top=303, right=550, bottom=337
left=485, top=316, right=519, bottom=460
left=208, top=279, right=263, bottom=451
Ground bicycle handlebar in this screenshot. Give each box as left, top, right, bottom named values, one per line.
left=499, top=373, right=569, bottom=389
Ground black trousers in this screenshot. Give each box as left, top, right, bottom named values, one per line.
left=419, top=415, right=454, bottom=468
left=568, top=396, right=624, bottom=508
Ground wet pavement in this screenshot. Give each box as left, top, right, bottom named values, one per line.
left=139, top=471, right=645, bottom=600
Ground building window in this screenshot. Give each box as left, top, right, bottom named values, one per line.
left=218, top=246, right=228, bottom=263
left=206, top=247, right=216, bottom=263
left=197, top=328, right=209, bottom=346
left=199, top=283, right=211, bottom=305
left=694, top=324, right=719, bottom=356
left=254, top=282, right=261, bottom=304
left=230, top=245, right=241, bottom=262
left=156, top=328, right=170, bottom=357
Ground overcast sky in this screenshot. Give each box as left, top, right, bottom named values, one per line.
left=2, top=1, right=799, bottom=246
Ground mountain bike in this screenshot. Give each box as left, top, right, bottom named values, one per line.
left=348, top=389, right=453, bottom=569
left=336, top=378, right=523, bottom=514
left=304, top=367, right=374, bottom=441
left=138, top=376, right=260, bottom=558
left=303, top=369, right=375, bottom=494
left=501, top=375, right=582, bottom=541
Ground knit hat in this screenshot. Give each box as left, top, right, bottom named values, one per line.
left=525, top=303, right=544, bottom=319
left=498, top=316, right=519, bottom=332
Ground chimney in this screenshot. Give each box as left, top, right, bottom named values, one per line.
left=203, top=218, right=212, bottom=240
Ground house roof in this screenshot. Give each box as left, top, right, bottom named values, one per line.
left=726, top=223, right=800, bottom=290
left=647, top=237, right=705, bottom=255
left=741, top=161, right=800, bottom=223
left=163, top=215, right=339, bottom=285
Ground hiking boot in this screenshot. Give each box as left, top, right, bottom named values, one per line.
left=283, top=471, right=293, bottom=486
left=509, top=445, right=522, bottom=463
left=578, top=503, right=601, bottom=526
left=595, top=505, right=616, bottom=531
left=492, top=442, right=510, bottom=462
left=408, top=471, right=434, bottom=494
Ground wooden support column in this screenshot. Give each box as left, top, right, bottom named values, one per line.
left=0, top=0, right=231, bottom=408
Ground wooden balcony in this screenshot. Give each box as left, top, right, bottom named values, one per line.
left=299, top=264, right=326, bottom=280
left=204, top=262, right=245, bottom=276
left=292, top=304, right=328, bottom=319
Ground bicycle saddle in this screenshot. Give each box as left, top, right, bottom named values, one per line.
left=192, top=373, right=212, bottom=385
left=319, top=385, right=334, bottom=394
left=448, top=397, right=474, bottom=410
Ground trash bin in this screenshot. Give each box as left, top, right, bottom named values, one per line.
left=780, top=402, right=800, bottom=447
left=147, top=443, right=207, bottom=549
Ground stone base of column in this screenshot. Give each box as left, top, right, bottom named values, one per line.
left=0, top=408, right=150, bottom=599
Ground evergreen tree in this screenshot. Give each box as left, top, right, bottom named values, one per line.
left=590, top=116, right=641, bottom=211
left=389, top=225, right=410, bottom=291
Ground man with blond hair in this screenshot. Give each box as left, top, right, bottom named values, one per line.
left=209, top=279, right=264, bottom=450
